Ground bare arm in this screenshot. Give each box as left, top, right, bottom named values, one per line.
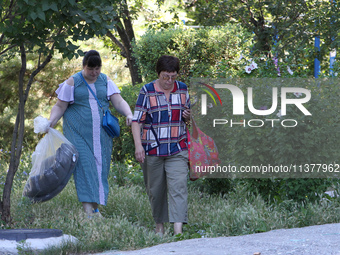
left=49, top=99, right=69, bottom=128
left=49, top=77, right=73, bottom=127
left=131, top=121, right=145, bottom=163
left=110, top=93, right=133, bottom=126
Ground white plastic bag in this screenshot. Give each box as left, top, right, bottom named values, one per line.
left=23, top=116, right=79, bottom=202
left=33, top=115, right=50, bottom=134
left=31, top=116, right=71, bottom=176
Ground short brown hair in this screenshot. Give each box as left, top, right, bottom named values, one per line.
left=156, top=55, right=180, bottom=75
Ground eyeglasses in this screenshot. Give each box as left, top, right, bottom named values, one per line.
left=161, top=74, right=177, bottom=81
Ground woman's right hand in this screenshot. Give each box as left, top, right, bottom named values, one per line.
left=131, top=122, right=146, bottom=163
left=135, top=144, right=145, bottom=163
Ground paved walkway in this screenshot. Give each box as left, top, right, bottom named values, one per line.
left=1, top=223, right=339, bottom=254
left=92, top=223, right=340, bottom=255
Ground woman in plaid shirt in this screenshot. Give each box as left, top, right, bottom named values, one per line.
left=131, top=55, right=191, bottom=236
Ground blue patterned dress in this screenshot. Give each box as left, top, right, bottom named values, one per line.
left=56, top=72, right=120, bottom=205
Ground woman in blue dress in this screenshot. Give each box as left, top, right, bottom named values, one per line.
left=49, top=50, right=133, bottom=217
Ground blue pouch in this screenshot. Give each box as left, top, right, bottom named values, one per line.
left=103, top=109, right=120, bottom=138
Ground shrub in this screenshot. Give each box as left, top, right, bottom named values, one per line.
left=192, top=77, right=339, bottom=203
left=132, top=25, right=252, bottom=84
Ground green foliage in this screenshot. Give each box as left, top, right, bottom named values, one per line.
left=109, top=162, right=144, bottom=187
left=197, top=179, right=234, bottom=197
left=16, top=240, right=34, bottom=255
left=9, top=176, right=165, bottom=253
left=217, top=49, right=315, bottom=78
left=132, top=25, right=252, bottom=84
left=193, top=76, right=339, bottom=203
left=1, top=0, right=116, bottom=60
left=0, top=149, right=31, bottom=198
left=0, top=54, right=77, bottom=151
left=214, top=78, right=339, bottom=167
left=183, top=0, right=338, bottom=76
left=5, top=157, right=340, bottom=253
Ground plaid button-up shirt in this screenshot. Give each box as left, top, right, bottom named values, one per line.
left=132, top=80, right=190, bottom=156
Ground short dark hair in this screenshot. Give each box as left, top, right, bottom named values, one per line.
left=156, top=55, right=180, bottom=75
left=83, top=50, right=102, bottom=67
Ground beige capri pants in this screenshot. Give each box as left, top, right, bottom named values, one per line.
left=141, top=150, right=188, bottom=224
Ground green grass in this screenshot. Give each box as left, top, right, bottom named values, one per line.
left=2, top=150, right=340, bottom=254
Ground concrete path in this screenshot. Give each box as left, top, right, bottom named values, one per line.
left=92, top=223, right=340, bottom=255
left=1, top=223, right=339, bottom=254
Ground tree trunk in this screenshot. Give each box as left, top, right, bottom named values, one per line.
left=115, top=18, right=142, bottom=85
left=1, top=47, right=53, bottom=224
left=1, top=45, right=26, bottom=224
left=126, top=50, right=142, bottom=86
left=109, top=1, right=142, bottom=86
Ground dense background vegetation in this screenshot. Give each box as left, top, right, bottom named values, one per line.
left=4, top=150, right=340, bottom=254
